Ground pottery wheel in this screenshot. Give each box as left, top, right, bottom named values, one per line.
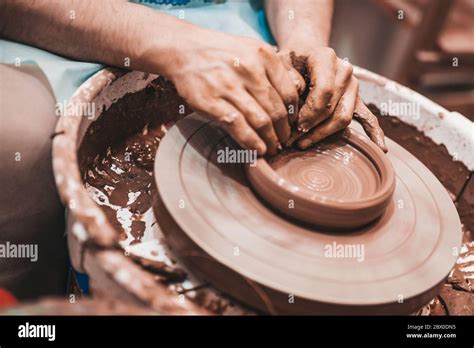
left=154, top=113, right=461, bottom=314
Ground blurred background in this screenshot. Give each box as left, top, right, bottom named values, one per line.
left=331, top=0, right=474, bottom=120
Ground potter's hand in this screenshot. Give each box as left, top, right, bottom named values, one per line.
left=165, top=30, right=299, bottom=156
left=264, top=1, right=386, bottom=151
left=0, top=0, right=296, bottom=156
left=281, top=49, right=387, bottom=152
left=281, top=48, right=356, bottom=147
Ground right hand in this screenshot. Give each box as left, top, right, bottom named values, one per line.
left=165, top=29, right=299, bottom=156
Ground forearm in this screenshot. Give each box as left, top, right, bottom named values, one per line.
left=265, top=0, right=333, bottom=53
left=0, top=0, right=201, bottom=78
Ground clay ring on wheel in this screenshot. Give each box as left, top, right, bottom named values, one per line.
left=245, top=128, right=396, bottom=229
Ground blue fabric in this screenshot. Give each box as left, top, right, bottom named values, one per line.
left=133, top=0, right=217, bottom=7
left=74, top=271, right=90, bottom=295
left=0, top=0, right=274, bottom=103
left=134, top=0, right=274, bottom=42
left=0, top=40, right=102, bottom=103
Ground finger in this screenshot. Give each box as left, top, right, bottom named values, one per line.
left=272, top=97, right=292, bottom=146
left=286, top=71, right=305, bottom=125
left=285, top=56, right=352, bottom=147
left=288, top=66, right=306, bottom=96
left=298, top=58, right=352, bottom=134
left=324, top=58, right=353, bottom=119
left=278, top=51, right=306, bottom=95
left=224, top=90, right=281, bottom=155
left=245, top=76, right=291, bottom=146
left=297, top=48, right=337, bottom=131
left=297, top=77, right=358, bottom=150
left=264, top=50, right=300, bottom=130
left=353, top=97, right=388, bottom=152
left=202, top=99, right=267, bottom=155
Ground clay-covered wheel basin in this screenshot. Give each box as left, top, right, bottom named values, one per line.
left=245, top=128, right=396, bottom=229
left=52, top=66, right=471, bottom=315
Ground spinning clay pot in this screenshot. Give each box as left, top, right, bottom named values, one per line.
left=245, top=128, right=396, bottom=229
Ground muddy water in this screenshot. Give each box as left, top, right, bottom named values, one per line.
left=84, top=124, right=168, bottom=245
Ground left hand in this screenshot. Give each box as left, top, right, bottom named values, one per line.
left=279, top=47, right=387, bottom=152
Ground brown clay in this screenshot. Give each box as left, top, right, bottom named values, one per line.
left=55, top=69, right=471, bottom=315
left=154, top=113, right=461, bottom=314
left=245, top=127, right=395, bottom=229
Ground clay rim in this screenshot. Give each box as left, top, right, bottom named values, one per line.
left=247, top=128, right=396, bottom=211
left=154, top=114, right=462, bottom=306
left=51, top=68, right=123, bottom=247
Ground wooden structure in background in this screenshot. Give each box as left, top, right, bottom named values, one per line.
left=374, top=0, right=474, bottom=119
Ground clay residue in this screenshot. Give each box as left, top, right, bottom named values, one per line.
left=371, top=104, right=473, bottom=314
left=289, top=52, right=310, bottom=101
left=79, top=77, right=189, bottom=244
left=77, top=76, right=255, bottom=315
left=77, top=74, right=472, bottom=315
left=369, top=104, right=471, bottom=198
left=84, top=124, right=167, bottom=244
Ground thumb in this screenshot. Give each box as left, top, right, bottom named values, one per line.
left=353, top=97, right=388, bottom=153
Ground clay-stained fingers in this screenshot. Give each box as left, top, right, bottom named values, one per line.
left=297, top=48, right=337, bottom=132
left=268, top=91, right=292, bottom=147
left=224, top=90, right=280, bottom=155
left=245, top=77, right=291, bottom=146
left=323, top=58, right=353, bottom=120
left=277, top=51, right=305, bottom=125
left=297, top=77, right=358, bottom=150
left=264, top=50, right=300, bottom=128
left=277, top=51, right=306, bottom=95
left=353, top=97, right=388, bottom=152
left=298, top=58, right=353, bottom=135
left=284, top=63, right=354, bottom=148
left=202, top=99, right=267, bottom=155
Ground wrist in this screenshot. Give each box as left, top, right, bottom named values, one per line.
left=279, top=36, right=329, bottom=56
left=276, top=21, right=331, bottom=55
left=132, top=13, right=205, bottom=80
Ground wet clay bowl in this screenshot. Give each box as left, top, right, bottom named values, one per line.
left=245, top=128, right=396, bottom=229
